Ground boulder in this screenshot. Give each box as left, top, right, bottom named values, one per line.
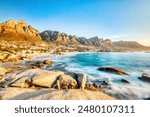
left=143, top=97, right=150, bottom=100
left=121, top=79, right=130, bottom=83
left=75, top=73, right=87, bottom=89
left=139, top=73, right=150, bottom=82
left=102, top=80, right=110, bottom=85
left=85, top=84, right=98, bottom=91
left=56, top=75, right=77, bottom=89
left=10, top=77, right=32, bottom=88
left=43, top=60, right=52, bottom=65
left=98, top=66, right=128, bottom=75
left=32, top=61, right=45, bottom=68
left=93, top=83, right=98, bottom=88
left=31, top=71, right=65, bottom=88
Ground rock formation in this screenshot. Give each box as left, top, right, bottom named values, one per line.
left=40, top=30, right=114, bottom=48
left=139, top=73, right=150, bottom=82
left=56, top=75, right=78, bottom=89
left=0, top=20, right=42, bottom=42
left=98, top=66, right=128, bottom=75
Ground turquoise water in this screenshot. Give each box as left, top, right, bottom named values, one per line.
left=37, top=52, right=150, bottom=99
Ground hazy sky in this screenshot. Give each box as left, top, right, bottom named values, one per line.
left=0, top=0, right=150, bottom=45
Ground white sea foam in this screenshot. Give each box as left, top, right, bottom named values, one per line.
left=35, top=52, right=150, bottom=99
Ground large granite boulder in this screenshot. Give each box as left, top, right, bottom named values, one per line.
left=98, top=66, right=128, bottom=75
left=75, top=73, right=87, bottom=89
left=31, top=71, right=65, bottom=88
left=56, top=75, right=77, bottom=89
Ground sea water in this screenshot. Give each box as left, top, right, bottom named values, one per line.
left=36, top=52, right=150, bottom=99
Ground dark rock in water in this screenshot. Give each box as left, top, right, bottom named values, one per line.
left=139, top=73, right=150, bottom=82
left=43, top=60, right=52, bottom=65
left=102, top=80, right=110, bottom=85
left=121, top=79, right=130, bottom=83
left=93, top=83, right=98, bottom=88
left=98, top=66, right=128, bottom=75
left=143, top=97, right=150, bottom=100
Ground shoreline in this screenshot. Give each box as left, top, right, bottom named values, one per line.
left=0, top=52, right=113, bottom=100
left=1, top=52, right=150, bottom=100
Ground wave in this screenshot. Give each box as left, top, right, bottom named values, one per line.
left=35, top=52, right=150, bottom=99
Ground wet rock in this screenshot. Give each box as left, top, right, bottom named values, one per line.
left=43, top=60, right=52, bottom=65
left=143, top=97, right=150, bottom=100
left=93, top=83, right=98, bottom=88
left=56, top=75, right=77, bottom=89
left=139, top=73, right=150, bottom=82
left=98, top=66, right=128, bottom=75
left=121, top=79, right=130, bottom=83
left=102, top=80, right=110, bottom=85
left=32, top=61, right=45, bottom=68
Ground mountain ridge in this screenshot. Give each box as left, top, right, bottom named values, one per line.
left=0, top=20, right=149, bottom=51
left=40, top=30, right=149, bottom=51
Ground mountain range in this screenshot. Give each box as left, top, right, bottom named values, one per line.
left=0, top=20, right=150, bottom=51
left=40, top=30, right=149, bottom=51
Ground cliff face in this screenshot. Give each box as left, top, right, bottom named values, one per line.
left=40, top=30, right=79, bottom=45
left=0, top=20, right=42, bottom=42
left=40, top=30, right=114, bottom=47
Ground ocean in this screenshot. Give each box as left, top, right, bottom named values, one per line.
left=35, top=52, right=150, bottom=99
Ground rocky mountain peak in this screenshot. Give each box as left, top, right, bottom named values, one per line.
left=0, top=19, right=42, bottom=42
left=18, top=19, right=27, bottom=25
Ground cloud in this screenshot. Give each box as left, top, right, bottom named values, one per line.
left=105, top=33, right=135, bottom=39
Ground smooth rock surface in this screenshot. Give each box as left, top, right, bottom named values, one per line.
left=75, top=73, right=87, bottom=89
left=121, top=79, right=130, bottom=83
left=98, top=66, right=128, bottom=75
left=32, top=71, right=65, bottom=88
left=56, top=75, right=77, bottom=89
left=0, top=87, right=113, bottom=100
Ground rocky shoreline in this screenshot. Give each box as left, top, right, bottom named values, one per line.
left=0, top=54, right=113, bottom=100
left=0, top=19, right=150, bottom=100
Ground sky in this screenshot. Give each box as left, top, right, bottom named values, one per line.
left=0, top=0, right=150, bottom=45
